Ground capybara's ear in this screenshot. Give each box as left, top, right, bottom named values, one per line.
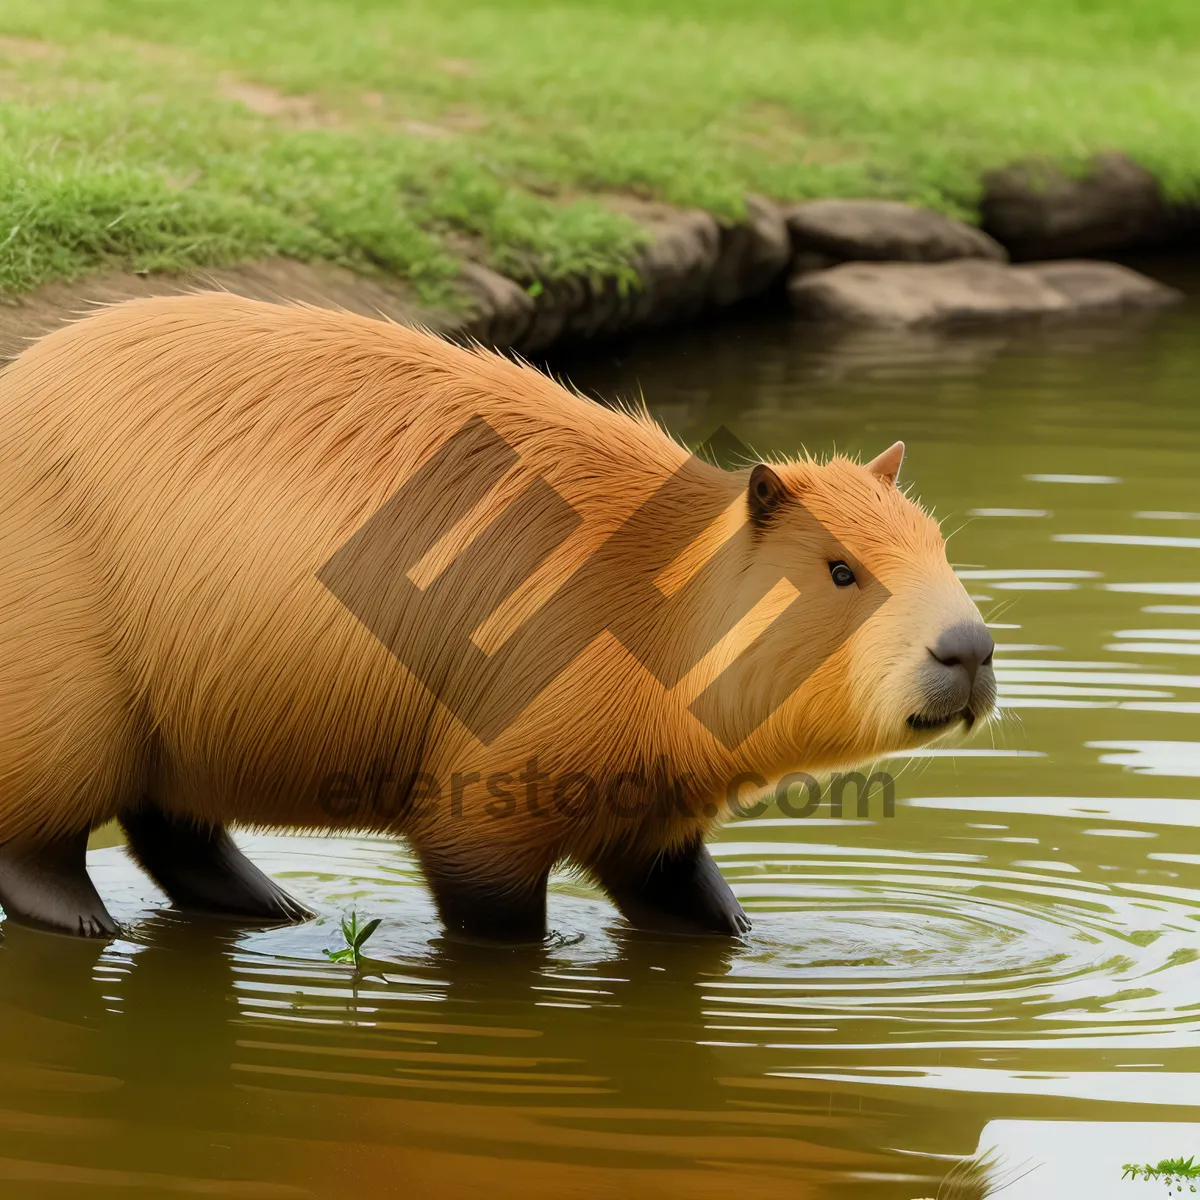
left=748, top=463, right=789, bottom=527
left=865, top=441, right=905, bottom=486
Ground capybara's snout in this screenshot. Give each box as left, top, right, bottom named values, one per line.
left=907, top=619, right=997, bottom=734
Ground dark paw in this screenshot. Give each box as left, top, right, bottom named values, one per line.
left=273, top=891, right=317, bottom=924
left=76, top=911, right=118, bottom=939
left=714, top=901, right=752, bottom=938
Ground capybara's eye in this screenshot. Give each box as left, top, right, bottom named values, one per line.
left=829, top=561, right=857, bottom=588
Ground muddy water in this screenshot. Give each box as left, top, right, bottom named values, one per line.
left=4, top=298, right=1200, bottom=1198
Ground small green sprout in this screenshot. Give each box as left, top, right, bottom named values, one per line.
left=1123, top=1158, right=1200, bottom=1194
left=324, top=911, right=381, bottom=968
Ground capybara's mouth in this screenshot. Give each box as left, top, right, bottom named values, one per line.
left=907, top=707, right=975, bottom=733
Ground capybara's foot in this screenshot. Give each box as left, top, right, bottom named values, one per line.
left=437, top=899, right=549, bottom=942
left=591, top=840, right=751, bottom=937
left=0, top=831, right=118, bottom=938
left=120, top=803, right=313, bottom=924
left=417, top=846, right=551, bottom=942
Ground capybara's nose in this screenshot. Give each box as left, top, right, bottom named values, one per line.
left=929, top=621, right=995, bottom=685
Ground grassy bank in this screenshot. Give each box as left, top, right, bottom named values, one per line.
left=0, top=0, right=1199, bottom=303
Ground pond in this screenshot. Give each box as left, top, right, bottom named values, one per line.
left=4, top=291, right=1200, bottom=1198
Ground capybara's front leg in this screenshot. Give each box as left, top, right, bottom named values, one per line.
left=0, top=830, right=117, bottom=938
left=589, top=840, right=751, bottom=937
left=414, top=839, right=552, bottom=942
left=120, top=803, right=313, bottom=923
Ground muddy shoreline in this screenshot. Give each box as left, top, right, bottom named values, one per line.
left=1, top=151, right=1195, bottom=361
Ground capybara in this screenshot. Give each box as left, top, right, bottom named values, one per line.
left=0, top=294, right=996, bottom=939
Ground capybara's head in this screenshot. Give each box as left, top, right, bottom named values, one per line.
left=727, top=442, right=996, bottom=768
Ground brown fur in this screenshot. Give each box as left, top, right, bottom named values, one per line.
left=0, top=293, right=983, bottom=905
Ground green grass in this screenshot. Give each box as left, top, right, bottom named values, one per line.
left=1, top=0, right=1199, bottom=302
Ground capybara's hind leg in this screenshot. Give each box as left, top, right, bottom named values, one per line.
left=120, top=803, right=313, bottom=923
left=0, top=502, right=136, bottom=939
left=0, top=831, right=117, bottom=938
left=587, top=840, right=751, bottom=937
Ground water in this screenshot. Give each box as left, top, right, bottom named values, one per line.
left=4, top=295, right=1200, bottom=1198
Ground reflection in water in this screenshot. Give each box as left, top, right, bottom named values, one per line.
left=5, top=296, right=1200, bottom=1197
left=0, top=854, right=868, bottom=1198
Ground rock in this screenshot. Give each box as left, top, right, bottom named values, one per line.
left=458, top=262, right=535, bottom=348
left=784, top=199, right=1006, bottom=264
left=497, top=197, right=800, bottom=353
left=981, top=152, right=1177, bottom=259
left=521, top=272, right=589, bottom=353
left=1017, top=259, right=1183, bottom=311
left=614, top=200, right=722, bottom=328
left=708, top=195, right=791, bottom=305
left=789, top=260, right=1057, bottom=325
left=789, top=249, right=839, bottom=278
left=787, top=258, right=1180, bottom=327
left=513, top=200, right=723, bottom=352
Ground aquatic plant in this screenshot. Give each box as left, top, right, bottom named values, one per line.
left=324, top=911, right=381, bottom=968
left=1123, top=1157, right=1200, bottom=1193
